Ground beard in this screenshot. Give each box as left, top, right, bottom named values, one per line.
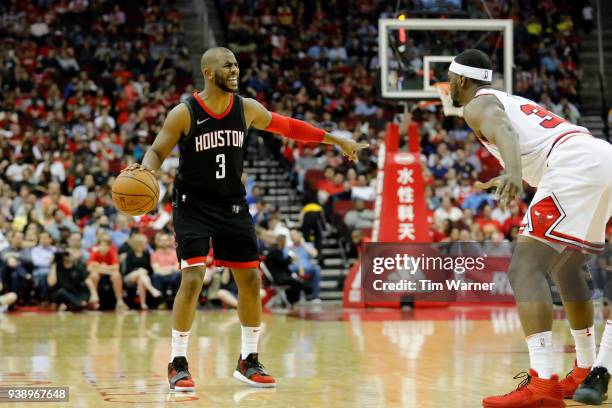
left=450, top=83, right=462, bottom=107
left=450, top=88, right=462, bottom=107
left=214, top=74, right=237, bottom=93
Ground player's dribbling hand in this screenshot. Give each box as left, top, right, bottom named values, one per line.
left=475, top=173, right=523, bottom=206
left=122, top=163, right=156, bottom=174
left=336, top=138, right=370, bottom=162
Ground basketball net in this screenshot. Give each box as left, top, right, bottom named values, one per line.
left=434, top=82, right=463, bottom=117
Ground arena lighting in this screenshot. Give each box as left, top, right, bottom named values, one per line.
left=398, top=14, right=407, bottom=52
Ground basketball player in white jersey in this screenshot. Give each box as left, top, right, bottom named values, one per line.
left=448, top=49, right=612, bottom=407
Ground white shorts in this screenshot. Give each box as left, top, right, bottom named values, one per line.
left=520, top=135, right=612, bottom=253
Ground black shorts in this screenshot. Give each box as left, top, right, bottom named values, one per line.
left=172, top=187, right=260, bottom=269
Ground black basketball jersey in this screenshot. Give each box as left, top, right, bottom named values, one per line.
left=175, top=92, right=248, bottom=203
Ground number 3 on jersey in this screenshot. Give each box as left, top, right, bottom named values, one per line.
left=520, top=104, right=568, bottom=129
left=215, top=154, right=225, bottom=179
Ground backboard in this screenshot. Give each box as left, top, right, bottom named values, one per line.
left=378, top=18, right=513, bottom=100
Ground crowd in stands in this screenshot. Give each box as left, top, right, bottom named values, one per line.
left=0, top=0, right=322, bottom=311
left=0, top=0, right=194, bottom=311
left=221, top=0, right=609, bottom=277
left=1, top=0, right=610, bottom=311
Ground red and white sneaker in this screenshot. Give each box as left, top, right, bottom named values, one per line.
left=167, top=357, right=195, bottom=392
left=559, top=361, right=590, bottom=399
left=482, top=369, right=565, bottom=408
left=233, top=353, right=276, bottom=388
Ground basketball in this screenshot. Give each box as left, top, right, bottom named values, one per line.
left=112, top=169, right=159, bottom=216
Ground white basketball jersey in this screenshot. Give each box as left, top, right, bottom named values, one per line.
left=472, top=88, right=591, bottom=186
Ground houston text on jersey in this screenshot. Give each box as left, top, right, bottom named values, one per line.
left=194, top=130, right=245, bottom=152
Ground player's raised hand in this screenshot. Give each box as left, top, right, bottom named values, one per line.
left=475, top=173, right=523, bottom=206
left=334, top=138, right=369, bottom=162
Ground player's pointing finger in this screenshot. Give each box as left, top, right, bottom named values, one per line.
left=474, top=178, right=500, bottom=190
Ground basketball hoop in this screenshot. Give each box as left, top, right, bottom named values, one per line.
left=434, top=82, right=463, bottom=117
left=378, top=19, right=513, bottom=100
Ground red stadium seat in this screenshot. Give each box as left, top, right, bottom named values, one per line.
left=360, top=227, right=373, bottom=238
left=333, top=200, right=355, bottom=218
left=363, top=201, right=375, bottom=210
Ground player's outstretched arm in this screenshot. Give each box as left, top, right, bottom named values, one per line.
left=124, top=104, right=190, bottom=173
left=243, top=98, right=368, bottom=161
left=463, top=95, right=523, bottom=205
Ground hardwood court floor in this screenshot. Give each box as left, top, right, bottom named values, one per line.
left=0, top=305, right=610, bottom=408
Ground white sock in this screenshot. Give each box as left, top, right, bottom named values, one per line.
left=241, top=326, right=261, bottom=360
left=170, top=329, right=190, bottom=362
left=571, top=326, right=596, bottom=368
left=594, top=320, right=612, bottom=371
left=526, top=331, right=555, bottom=379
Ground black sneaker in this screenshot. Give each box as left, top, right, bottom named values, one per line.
left=573, top=366, right=610, bottom=405
left=232, top=353, right=276, bottom=388
left=167, top=357, right=195, bottom=392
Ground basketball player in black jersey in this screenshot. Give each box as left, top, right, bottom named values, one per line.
left=125, top=47, right=367, bottom=391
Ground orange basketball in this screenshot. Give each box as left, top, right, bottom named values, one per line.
left=112, top=169, right=159, bottom=216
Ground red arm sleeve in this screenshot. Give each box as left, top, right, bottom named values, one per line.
left=264, top=112, right=325, bottom=143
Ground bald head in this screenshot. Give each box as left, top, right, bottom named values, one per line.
left=201, top=47, right=234, bottom=70
left=200, top=47, right=239, bottom=93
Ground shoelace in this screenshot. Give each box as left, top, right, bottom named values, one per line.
left=502, top=372, right=532, bottom=396
left=581, top=369, right=604, bottom=388
left=247, top=357, right=269, bottom=375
